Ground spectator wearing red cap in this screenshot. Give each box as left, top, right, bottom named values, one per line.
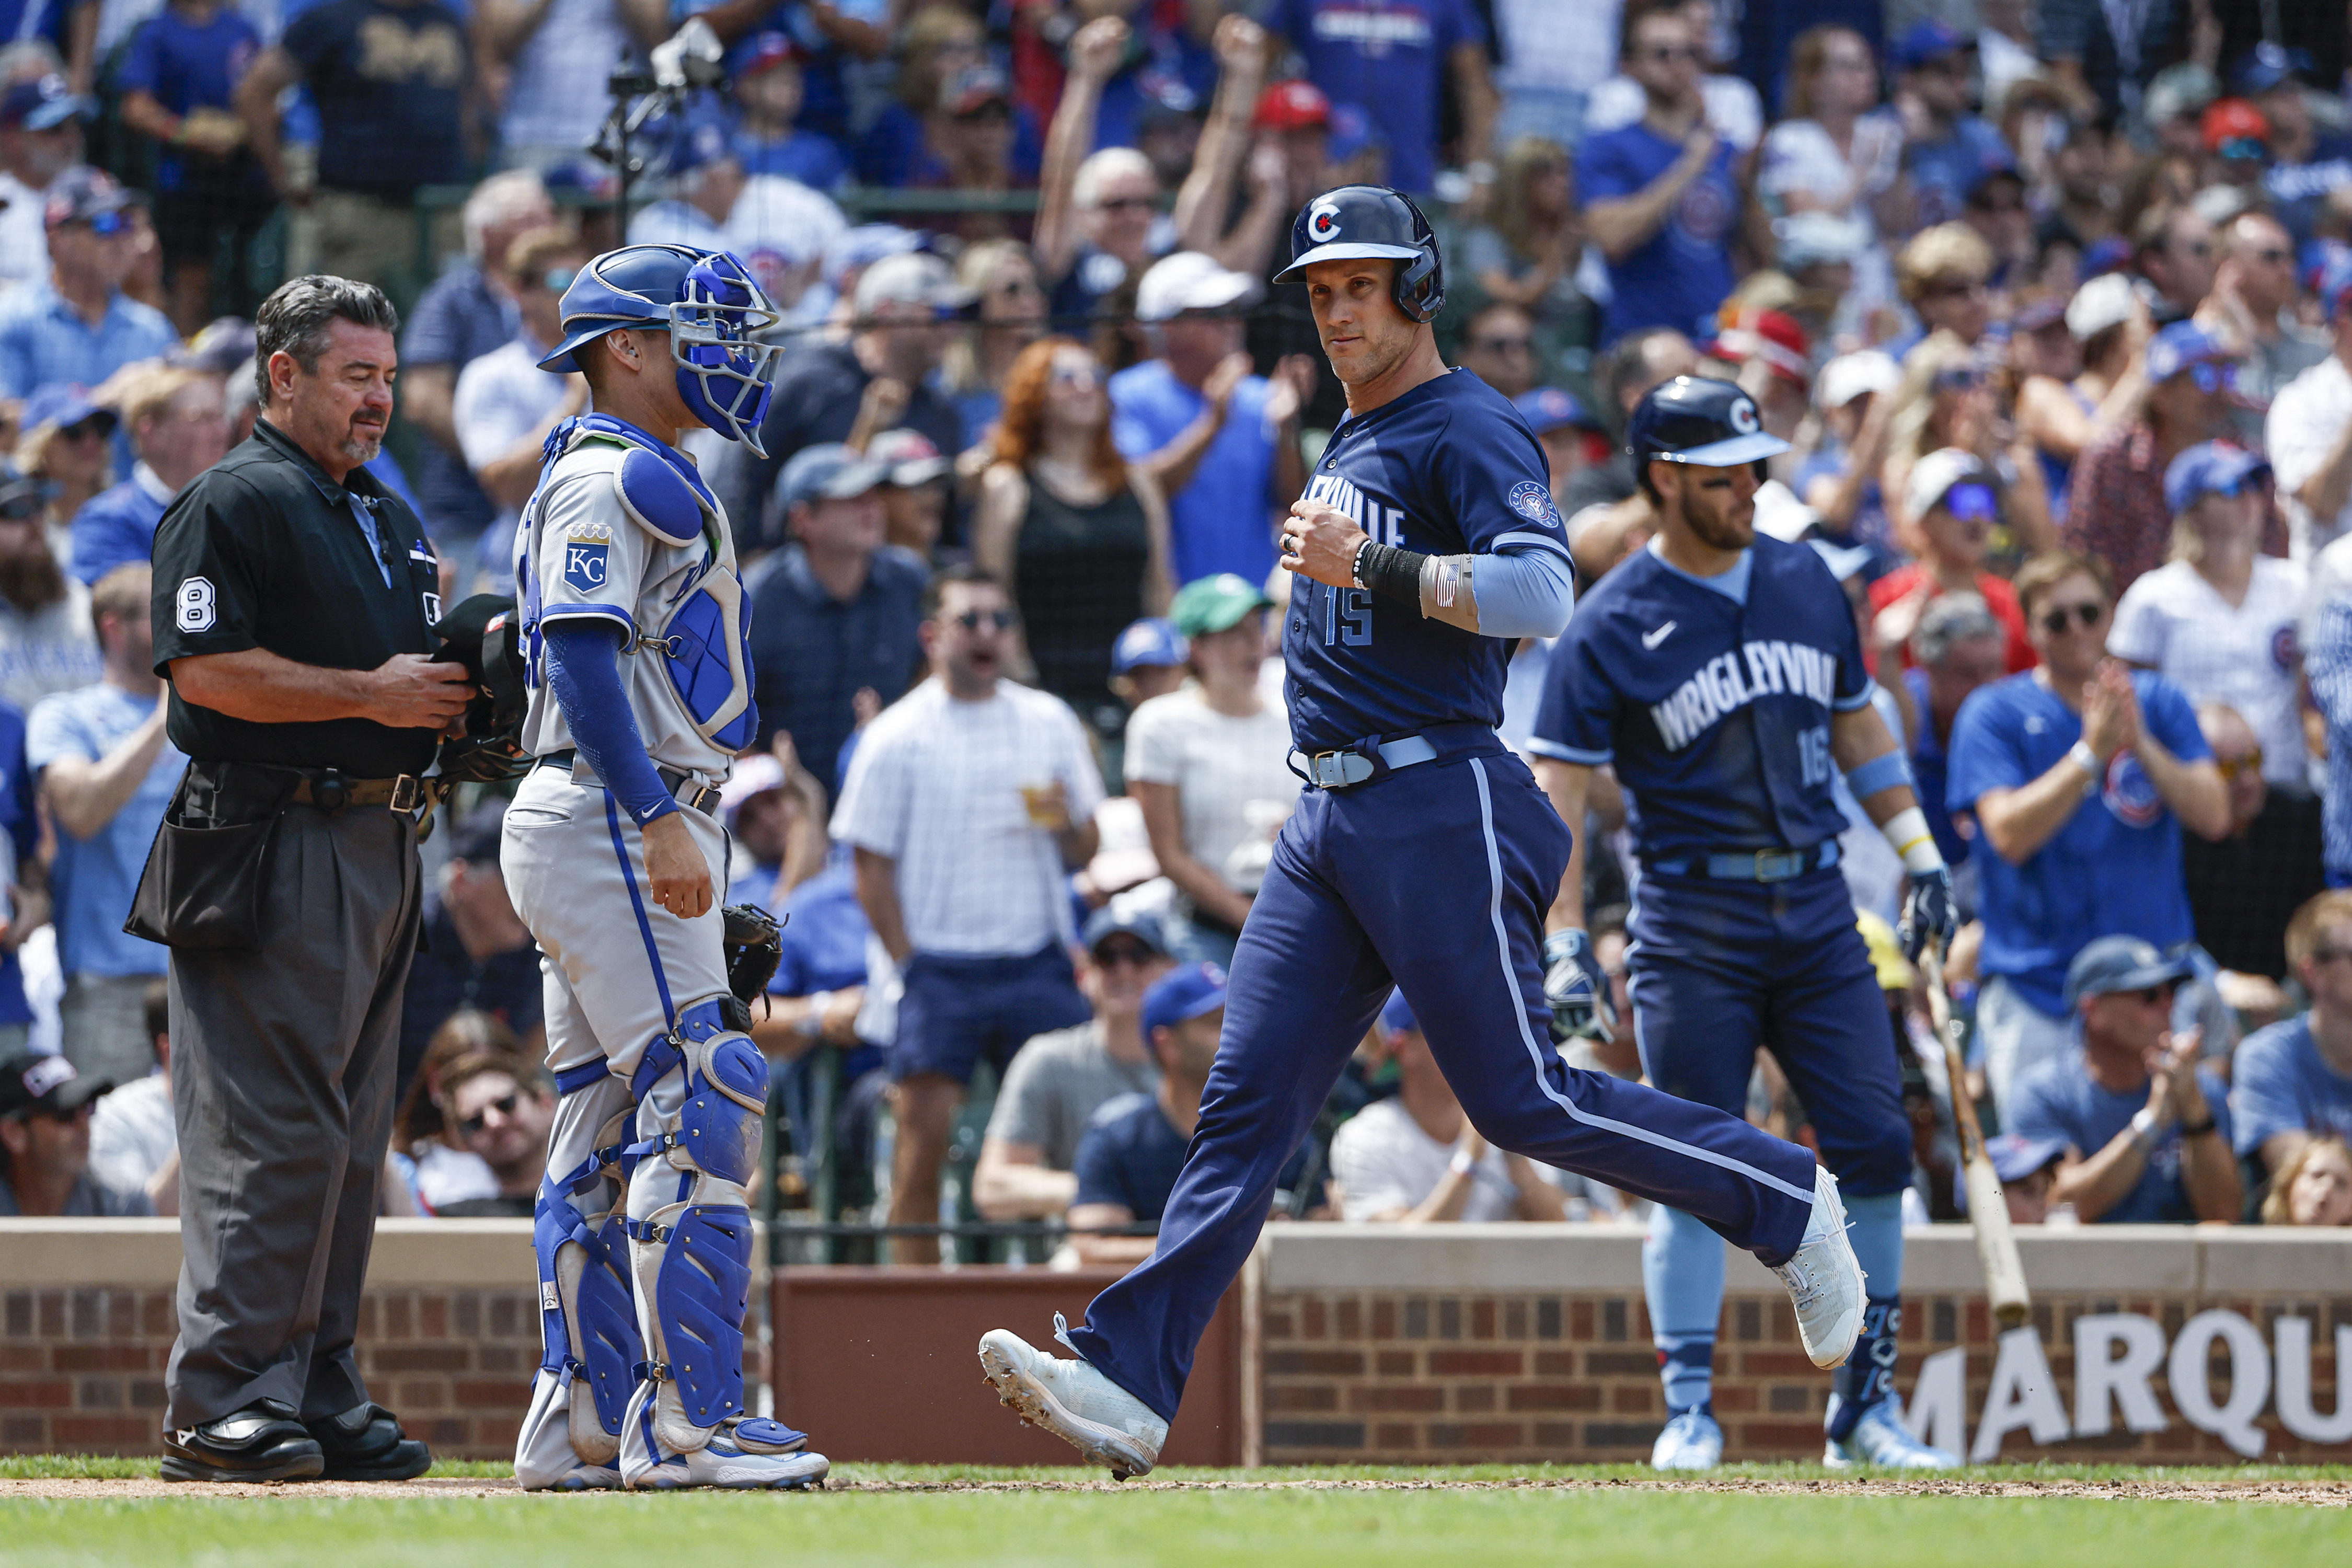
left=729, top=32, right=848, bottom=191
left=2201, top=97, right=2271, bottom=192
left=1262, top=0, right=1496, bottom=198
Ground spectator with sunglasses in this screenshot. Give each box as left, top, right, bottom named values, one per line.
left=422, top=1052, right=555, bottom=1220
left=1947, top=550, right=2230, bottom=1113
left=449, top=226, right=590, bottom=594
left=2066, top=320, right=2268, bottom=599
left=17, top=381, right=114, bottom=555
left=2005, top=935, right=2241, bottom=1224
left=831, top=564, right=1102, bottom=1264
left=2111, top=442, right=2309, bottom=788
left=1888, top=21, right=2013, bottom=233
left=0, top=168, right=176, bottom=401
left=974, top=906, right=1175, bottom=1224
left=0, top=1049, right=147, bottom=1216
left=1869, top=449, right=2037, bottom=675
left=2233, top=890, right=2352, bottom=1186
left=1454, top=302, right=1541, bottom=401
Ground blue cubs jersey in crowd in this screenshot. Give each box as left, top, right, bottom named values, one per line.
left=1283, top=370, right=1568, bottom=752
left=1529, top=535, right=1873, bottom=858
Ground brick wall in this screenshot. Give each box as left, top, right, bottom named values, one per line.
left=1251, top=1227, right=2352, bottom=1465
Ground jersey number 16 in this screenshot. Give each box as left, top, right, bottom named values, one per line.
left=1800, top=725, right=1832, bottom=787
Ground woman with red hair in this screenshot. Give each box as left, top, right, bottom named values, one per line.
left=974, top=336, right=1173, bottom=736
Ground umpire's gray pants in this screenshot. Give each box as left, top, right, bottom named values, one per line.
left=163, top=802, right=421, bottom=1429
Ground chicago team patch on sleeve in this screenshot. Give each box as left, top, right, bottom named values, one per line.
left=561, top=521, right=613, bottom=594
left=1507, top=480, right=1563, bottom=530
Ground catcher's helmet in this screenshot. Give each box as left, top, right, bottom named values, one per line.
left=1272, top=185, right=1445, bottom=322
left=537, top=244, right=782, bottom=453
left=1626, top=375, right=1791, bottom=470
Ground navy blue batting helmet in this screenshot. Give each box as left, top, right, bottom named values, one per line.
left=538, top=243, right=782, bottom=453
left=1626, top=375, right=1791, bottom=470
left=1272, top=185, right=1445, bottom=322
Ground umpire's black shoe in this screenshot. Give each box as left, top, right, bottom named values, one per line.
left=162, top=1401, right=326, bottom=1483
left=307, top=1402, right=432, bottom=1481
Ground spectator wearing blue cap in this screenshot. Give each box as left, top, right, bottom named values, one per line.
left=1946, top=549, right=2229, bottom=1112
left=0, top=167, right=177, bottom=402
left=2266, top=253, right=2352, bottom=561
left=0, top=74, right=91, bottom=294
left=0, top=457, right=98, bottom=713
left=624, top=98, right=746, bottom=251
left=1127, top=572, right=1295, bottom=965
left=749, top=441, right=927, bottom=794
left=2231, top=890, right=2352, bottom=1182
left=975, top=905, right=1176, bottom=1225
left=232, top=0, right=473, bottom=297
left=1330, top=989, right=1588, bottom=1223
left=1983, top=1131, right=2068, bottom=1224
left=1109, top=616, right=1190, bottom=712
left=1068, top=963, right=1294, bottom=1266
left=2004, top=935, right=2241, bottom=1225
left=2111, top=441, right=2309, bottom=792
left=2066, top=319, right=2262, bottom=598
left=1512, top=386, right=1607, bottom=506
left=17, top=379, right=114, bottom=548
left=2235, top=44, right=2352, bottom=250
left=1888, top=21, right=2013, bottom=232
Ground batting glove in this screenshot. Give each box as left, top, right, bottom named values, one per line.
left=1542, top=927, right=1617, bottom=1045
left=1898, top=867, right=1957, bottom=963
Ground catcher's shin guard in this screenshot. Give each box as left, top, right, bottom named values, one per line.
left=620, top=998, right=768, bottom=1461
left=525, top=1069, right=643, bottom=1478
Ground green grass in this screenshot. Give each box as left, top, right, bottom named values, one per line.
left=3, top=1458, right=2348, bottom=1567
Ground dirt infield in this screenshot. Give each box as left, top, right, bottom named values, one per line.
left=5, top=1474, right=2346, bottom=1505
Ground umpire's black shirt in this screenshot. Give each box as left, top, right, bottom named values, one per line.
left=149, top=417, right=442, bottom=777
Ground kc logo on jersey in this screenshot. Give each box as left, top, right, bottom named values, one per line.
left=563, top=520, right=612, bottom=594
left=1649, top=639, right=1841, bottom=752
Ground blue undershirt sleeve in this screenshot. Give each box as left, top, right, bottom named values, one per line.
left=1473, top=544, right=1576, bottom=639
left=544, top=620, right=678, bottom=827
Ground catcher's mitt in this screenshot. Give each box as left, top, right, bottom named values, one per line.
left=722, top=902, right=783, bottom=1009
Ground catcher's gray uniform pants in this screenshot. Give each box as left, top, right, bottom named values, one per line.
left=164, top=802, right=420, bottom=1429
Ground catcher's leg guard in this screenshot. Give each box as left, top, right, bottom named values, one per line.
left=517, top=1067, right=642, bottom=1489
left=617, top=998, right=773, bottom=1470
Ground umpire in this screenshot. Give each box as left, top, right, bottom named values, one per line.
left=143, top=275, right=471, bottom=1483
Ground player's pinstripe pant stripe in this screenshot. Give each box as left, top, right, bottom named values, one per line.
left=1061, top=742, right=1820, bottom=1421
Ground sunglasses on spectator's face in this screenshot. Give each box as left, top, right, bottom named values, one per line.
left=1473, top=335, right=1534, bottom=354
left=2214, top=748, right=2264, bottom=781
left=1641, top=43, right=1695, bottom=63
left=1941, top=482, right=1999, bottom=521
left=2120, top=983, right=2176, bottom=1007
left=2310, top=947, right=2352, bottom=966
left=955, top=101, right=1011, bottom=123
left=73, top=209, right=129, bottom=237
left=2185, top=361, right=2237, bottom=395
left=541, top=267, right=578, bottom=293
left=952, top=608, right=1017, bottom=631
left=2253, top=247, right=2291, bottom=266
left=1050, top=362, right=1100, bottom=389
left=59, top=419, right=108, bottom=442
left=2038, top=601, right=2105, bottom=634
left=1095, top=195, right=1156, bottom=214
left=0, top=492, right=40, bottom=521
left=1933, top=366, right=1985, bottom=392
left=1922, top=278, right=1987, bottom=302
left=1093, top=940, right=1159, bottom=969
left=458, top=1093, right=519, bottom=1137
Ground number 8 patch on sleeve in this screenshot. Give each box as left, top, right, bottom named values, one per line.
left=562, top=521, right=612, bottom=594
left=177, top=577, right=215, bottom=631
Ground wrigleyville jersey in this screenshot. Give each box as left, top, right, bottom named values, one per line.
left=1529, top=535, right=1874, bottom=859
left=1282, top=369, right=1570, bottom=753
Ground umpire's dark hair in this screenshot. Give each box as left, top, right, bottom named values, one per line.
left=253, top=274, right=400, bottom=406
left=921, top=561, right=1007, bottom=620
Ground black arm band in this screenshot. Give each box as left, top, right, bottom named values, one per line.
left=1355, top=539, right=1427, bottom=607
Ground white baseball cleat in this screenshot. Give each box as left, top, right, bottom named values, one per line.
left=622, top=1414, right=829, bottom=1491
left=977, top=1315, right=1167, bottom=1479
left=1650, top=1406, right=1724, bottom=1471
left=520, top=1462, right=623, bottom=1492
left=1823, top=1401, right=1963, bottom=1470
left=1773, top=1163, right=1865, bottom=1369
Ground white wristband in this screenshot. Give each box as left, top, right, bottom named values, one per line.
left=1448, top=1149, right=1477, bottom=1177
left=1879, top=805, right=1945, bottom=875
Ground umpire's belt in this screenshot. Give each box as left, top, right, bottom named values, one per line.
left=284, top=769, right=434, bottom=812
left=537, top=749, right=723, bottom=816
left=1293, top=722, right=1498, bottom=790
left=1646, top=840, right=1841, bottom=883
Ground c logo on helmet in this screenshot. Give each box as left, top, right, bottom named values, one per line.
left=1308, top=199, right=1343, bottom=242
left=1728, top=397, right=1761, bottom=435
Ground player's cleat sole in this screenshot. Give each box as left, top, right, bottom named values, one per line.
left=1774, top=1163, right=1865, bottom=1370
left=978, top=1320, right=1166, bottom=1479
left=1650, top=1406, right=1724, bottom=1471
left=1824, top=1401, right=1963, bottom=1470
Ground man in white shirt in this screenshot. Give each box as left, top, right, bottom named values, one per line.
left=2265, top=261, right=2352, bottom=560
left=452, top=225, right=588, bottom=593
left=87, top=975, right=177, bottom=1214
left=1331, top=990, right=1609, bottom=1222
left=832, top=566, right=1103, bottom=1263
left=0, top=75, right=88, bottom=297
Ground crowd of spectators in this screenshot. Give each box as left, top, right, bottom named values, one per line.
left=3, top=0, right=2352, bottom=1245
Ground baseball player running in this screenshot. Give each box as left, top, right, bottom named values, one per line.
left=976, top=187, right=1867, bottom=1477
left=501, top=243, right=828, bottom=1491
left=1529, top=375, right=1960, bottom=1471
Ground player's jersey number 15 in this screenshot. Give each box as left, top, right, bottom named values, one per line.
left=1317, top=582, right=1374, bottom=647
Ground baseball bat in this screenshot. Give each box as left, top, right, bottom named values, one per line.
left=1919, top=948, right=2031, bottom=1330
